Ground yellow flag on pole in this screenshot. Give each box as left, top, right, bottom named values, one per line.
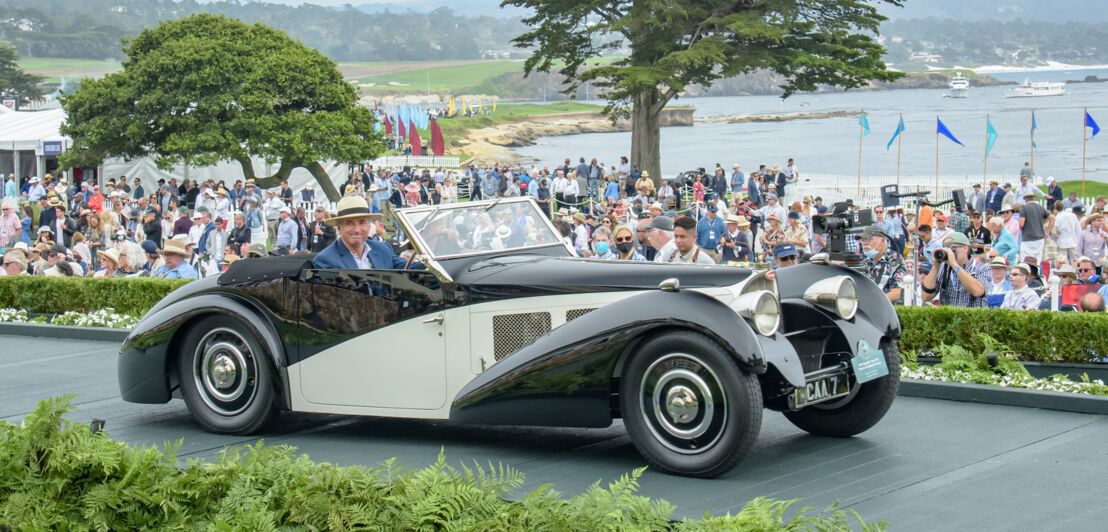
left=492, top=96, right=497, bottom=113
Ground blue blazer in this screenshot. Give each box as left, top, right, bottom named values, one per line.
left=312, top=239, right=419, bottom=270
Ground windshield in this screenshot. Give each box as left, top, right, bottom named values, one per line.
left=397, top=198, right=567, bottom=260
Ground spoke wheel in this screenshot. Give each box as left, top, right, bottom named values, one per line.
left=620, top=330, right=762, bottom=478
left=178, top=315, right=278, bottom=434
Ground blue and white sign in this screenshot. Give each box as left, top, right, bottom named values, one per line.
left=43, top=141, right=63, bottom=156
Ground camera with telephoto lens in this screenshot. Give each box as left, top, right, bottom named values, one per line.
left=933, top=249, right=947, bottom=263
left=811, top=201, right=871, bottom=263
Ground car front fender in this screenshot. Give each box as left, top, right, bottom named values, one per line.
left=449, top=288, right=768, bottom=428
left=118, top=292, right=288, bottom=405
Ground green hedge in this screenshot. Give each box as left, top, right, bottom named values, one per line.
left=896, top=306, right=1108, bottom=364
left=0, top=396, right=886, bottom=531
left=0, top=276, right=190, bottom=316
left=1, top=277, right=1105, bottom=364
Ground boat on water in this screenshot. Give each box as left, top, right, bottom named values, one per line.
left=948, top=72, right=969, bottom=98
left=1005, top=79, right=1066, bottom=98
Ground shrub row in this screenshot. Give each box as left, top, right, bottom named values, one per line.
left=0, top=276, right=189, bottom=316
left=896, top=306, right=1108, bottom=364
left=0, top=396, right=885, bottom=531
left=1, top=277, right=1104, bottom=363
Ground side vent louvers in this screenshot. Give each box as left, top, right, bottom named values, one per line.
left=492, top=312, right=552, bottom=360
left=565, top=308, right=596, bottom=322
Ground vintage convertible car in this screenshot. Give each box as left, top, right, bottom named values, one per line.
left=119, top=197, right=900, bottom=478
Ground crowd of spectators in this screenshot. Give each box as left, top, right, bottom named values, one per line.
left=2, top=158, right=1107, bottom=312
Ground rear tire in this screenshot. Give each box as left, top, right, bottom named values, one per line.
left=177, top=315, right=278, bottom=435
left=620, top=330, right=762, bottom=478
left=783, top=338, right=900, bottom=437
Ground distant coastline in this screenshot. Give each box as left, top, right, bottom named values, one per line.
left=931, top=61, right=1108, bottom=74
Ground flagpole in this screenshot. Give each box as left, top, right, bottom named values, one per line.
left=896, top=113, right=902, bottom=188
left=1030, top=110, right=1035, bottom=175
left=1083, top=107, right=1088, bottom=196
left=984, top=113, right=989, bottom=179
left=935, top=115, right=939, bottom=192
left=858, top=110, right=864, bottom=195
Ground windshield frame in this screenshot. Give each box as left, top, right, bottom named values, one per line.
left=394, top=197, right=574, bottom=261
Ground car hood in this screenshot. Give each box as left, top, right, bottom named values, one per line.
left=448, top=254, right=752, bottom=290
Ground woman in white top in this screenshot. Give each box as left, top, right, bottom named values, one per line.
left=440, top=176, right=458, bottom=204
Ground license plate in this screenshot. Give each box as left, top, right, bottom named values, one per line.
left=793, top=372, right=850, bottom=408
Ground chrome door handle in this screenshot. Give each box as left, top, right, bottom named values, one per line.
left=422, top=314, right=445, bottom=325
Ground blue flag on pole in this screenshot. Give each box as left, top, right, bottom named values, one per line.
left=937, top=118, right=965, bottom=146
left=985, top=118, right=998, bottom=158
left=1031, top=111, right=1037, bottom=149
left=1087, top=111, right=1101, bottom=139
left=860, top=112, right=871, bottom=137
left=886, top=116, right=904, bottom=150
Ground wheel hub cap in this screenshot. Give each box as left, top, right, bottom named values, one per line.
left=640, top=354, right=728, bottom=455
left=193, top=329, right=258, bottom=416
left=210, top=354, right=238, bottom=390
left=665, top=385, right=699, bottom=423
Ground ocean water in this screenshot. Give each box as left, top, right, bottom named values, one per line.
left=515, top=69, right=1108, bottom=182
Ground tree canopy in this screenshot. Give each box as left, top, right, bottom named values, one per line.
left=503, top=0, right=904, bottom=183
left=59, top=14, right=383, bottom=200
left=0, top=45, right=45, bottom=107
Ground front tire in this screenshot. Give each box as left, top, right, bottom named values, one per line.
left=783, top=338, right=900, bottom=437
left=620, top=331, right=762, bottom=478
left=177, top=315, right=278, bottom=434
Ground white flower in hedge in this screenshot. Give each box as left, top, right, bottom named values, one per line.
left=902, top=365, right=1108, bottom=396
left=0, top=308, right=29, bottom=323
left=51, top=308, right=140, bottom=329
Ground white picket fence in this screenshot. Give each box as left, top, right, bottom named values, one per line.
left=788, top=174, right=1098, bottom=210
left=370, top=155, right=461, bottom=169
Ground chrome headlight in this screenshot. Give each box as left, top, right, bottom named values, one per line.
left=730, top=290, right=781, bottom=337
left=803, top=275, right=858, bottom=320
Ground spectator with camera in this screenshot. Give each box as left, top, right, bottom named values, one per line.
left=921, top=232, right=991, bottom=307
left=861, top=226, right=906, bottom=303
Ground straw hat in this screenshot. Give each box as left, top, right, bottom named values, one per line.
left=9, top=242, right=31, bottom=259
left=326, top=195, right=382, bottom=227
left=160, top=238, right=189, bottom=257
left=97, top=248, right=121, bottom=269
left=727, top=214, right=750, bottom=228
left=494, top=225, right=512, bottom=239
left=215, top=188, right=228, bottom=197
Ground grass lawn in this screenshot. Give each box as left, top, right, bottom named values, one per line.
left=18, top=58, right=122, bottom=82
left=353, top=60, right=525, bottom=91
left=1058, top=180, right=1108, bottom=198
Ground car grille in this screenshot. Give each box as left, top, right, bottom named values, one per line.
left=493, top=312, right=552, bottom=360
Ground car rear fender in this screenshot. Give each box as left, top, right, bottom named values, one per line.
left=449, top=289, right=766, bottom=427
left=119, top=293, right=289, bottom=406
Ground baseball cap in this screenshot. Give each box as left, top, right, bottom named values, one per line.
left=1003, top=182, right=1012, bottom=188
left=247, top=243, right=266, bottom=258
left=773, top=243, right=799, bottom=258
left=918, top=262, right=933, bottom=273
left=707, top=203, right=718, bottom=212
left=860, top=226, right=890, bottom=240
left=141, top=240, right=159, bottom=255
left=787, top=211, right=800, bottom=220
left=942, top=232, right=970, bottom=246
left=1011, top=263, right=1032, bottom=276
left=644, top=216, right=674, bottom=231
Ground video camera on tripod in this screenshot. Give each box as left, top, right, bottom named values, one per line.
left=811, top=201, right=871, bottom=263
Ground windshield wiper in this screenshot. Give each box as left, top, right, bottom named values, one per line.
left=483, top=197, right=502, bottom=213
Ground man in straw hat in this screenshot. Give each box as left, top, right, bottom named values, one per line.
left=719, top=214, right=751, bottom=263
left=312, top=195, right=420, bottom=270
left=153, top=238, right=198, bottom=279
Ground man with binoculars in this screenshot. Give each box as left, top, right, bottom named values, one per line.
left=920, top=232, right=992, bottom=307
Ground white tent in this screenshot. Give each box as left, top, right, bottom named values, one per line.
left=0, top=108, right=67, bottom=150
left=0, top=108, right=352, bottom=197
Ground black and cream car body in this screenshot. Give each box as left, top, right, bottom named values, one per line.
left=119, top=197, right=901, bottom=478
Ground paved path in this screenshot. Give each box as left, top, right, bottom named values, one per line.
left=3, top=334, right=1105, bottom=530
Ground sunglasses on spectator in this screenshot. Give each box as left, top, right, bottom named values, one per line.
left=1009, top=271, right=1025, bottom=277
left=1078, top=268, right=1095, bottom=273
left=2, top=262, right=13, bottom=267
left=614, top=236, right=633, bottom=243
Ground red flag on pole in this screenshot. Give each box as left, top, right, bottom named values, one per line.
left=397, top=116, right=406, bottom=140
left=430, top=118, right=445, bottom=156
left=409, top=121, right=422, bottom=156
left=383, top=114, right=392, bottom=136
